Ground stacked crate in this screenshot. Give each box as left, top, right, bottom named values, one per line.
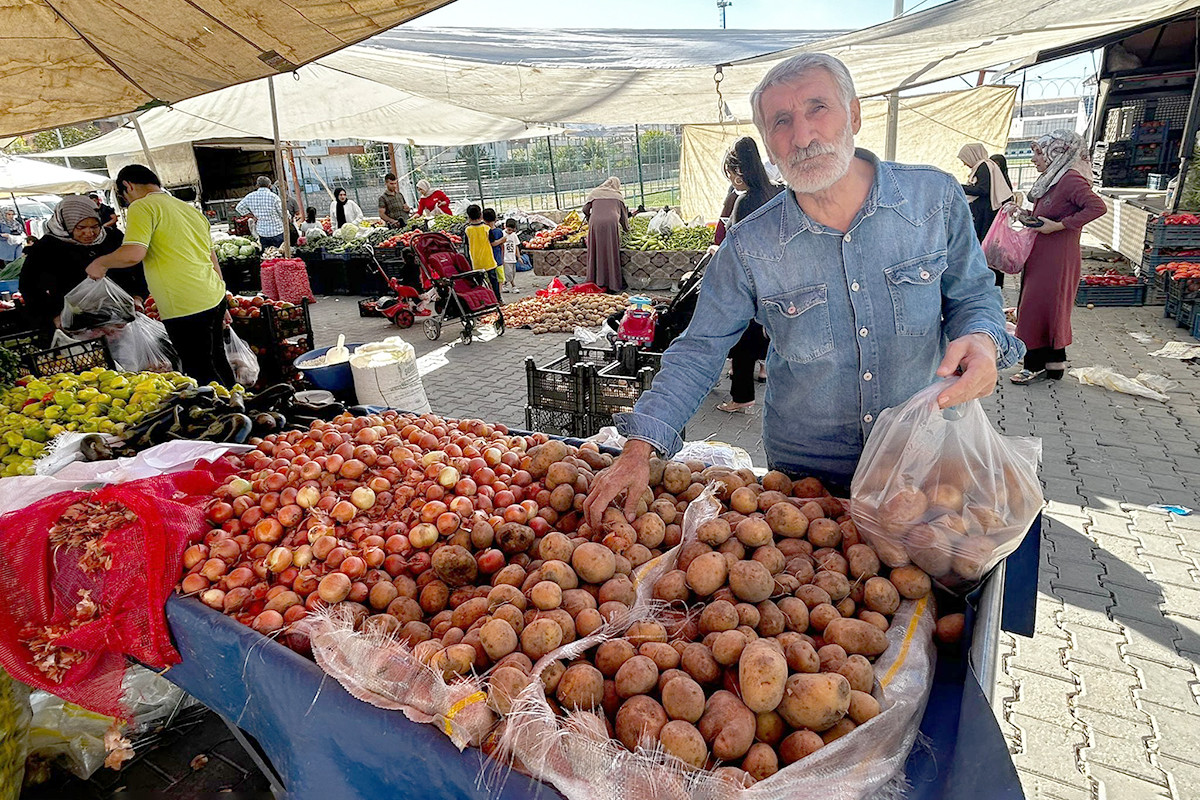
left=230, top=299, right=314, bottom=388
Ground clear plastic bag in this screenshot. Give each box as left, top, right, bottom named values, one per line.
left=981, top=203, right=1037, bottom=275
left=60, top=277, right=136, bottom=332
left=850, top=380, right=1043, bottom=593
left=106, top=313, right=180, bottom=373
left=223, top=327, right=260, bottom=386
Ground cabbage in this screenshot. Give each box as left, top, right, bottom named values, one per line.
left=338, top=223, right=360, bottom=242
left=239, top=245, right=256, bottom=257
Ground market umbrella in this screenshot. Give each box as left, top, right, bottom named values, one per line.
left=0, top=0, right=455, bottom=139
left=0, top=154, right=109, bottom=196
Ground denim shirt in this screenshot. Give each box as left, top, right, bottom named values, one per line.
left=615, top=150, right=1024, bottom=490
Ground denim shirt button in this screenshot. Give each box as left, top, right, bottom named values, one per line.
left=851, top=282, right=860, bottom=292
left=863, top=372, right=873, bottom=381
left=858, top=327, right=868, bottom=337
left=864, top=413, right=874, bottom=423
left=843, top=233, right=852, bottom=243
left=788, top=305, right=797, bottom=314
left=920, top=270, right=930, bottom=280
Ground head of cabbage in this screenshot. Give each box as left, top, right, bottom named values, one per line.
left=337, top=223, right=360, bottom=242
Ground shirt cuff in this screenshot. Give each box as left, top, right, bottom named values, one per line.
left=964, top=324, right=1025, bottom=369
left=613, top=411, right=683, bottom=459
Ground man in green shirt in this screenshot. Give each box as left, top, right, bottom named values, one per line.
left=86, top=164, right=234, bottom=385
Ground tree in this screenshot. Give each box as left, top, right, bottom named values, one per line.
left=4, top=125, right=107, bottom=171
left=638, top=129, right=680, bottom=166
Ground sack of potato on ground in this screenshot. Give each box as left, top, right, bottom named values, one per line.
left=850, top=380, right=1043, bottom=593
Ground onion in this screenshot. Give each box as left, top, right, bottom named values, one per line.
left=408, top=522, right=439, bottom=549
left=331, top=500, right=357, bottom=524
left=265, top=547, right=292, bottom=573
left=183, top=544, right=209, bottom=569
left=252, top=610, right=285, bottom=635
left=223, top=587, right=250, bottom=613
left=351, top=487, right=377, bottom=510
left=181, top=573, right=209, bottom=594
left=229, top=478, right=253, bottom=497
left=253, top=519, right=284, bottom=544
left=318, top=573, right=352, bottom=603
left=293, top=544, right=314, bottom=569
left=200, top=558, right=227, bottom=581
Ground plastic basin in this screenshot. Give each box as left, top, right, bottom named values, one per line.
left=0, top=280, right=18, bottom=294
left=295, top=343, right=364, bottom=393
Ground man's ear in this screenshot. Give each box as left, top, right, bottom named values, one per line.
left=850, top=98, right=863, bottom=135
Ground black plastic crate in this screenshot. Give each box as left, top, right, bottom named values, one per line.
left=1192, top=309, right=1200, bottom=342
left=1164, top=276, right=1200, bottom=319
left=267, top=299, right=313, bottom=350
left=524, top=405, right=582, bottom=438
left=230, top=313, right=274, bottom=349
left=564, top=338, right=618, bottom=368
left=1180, top=299, right=1197, bottom=330
left=1074, top=281, right=1147, bottom=307
left=25, top=338, right=114, bottom=377
left=589, top=360, right=657, bottom=418
left=0, top=329, right=45, bottom=359
left=0, top=306, right=30, bottom=337
left=1145, top=221, right=1200, bottom=249
left=526, top=356, right=589, bottom=413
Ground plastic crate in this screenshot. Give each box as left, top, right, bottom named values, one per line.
left=1192, top=309, right=1200, bottom=341
left=524, top=405, right=582, bottom=438
left=24, top=338, right=114, bottom=377
left=588, top=360, right=657, bottom=418
left=0, top=329, right=45, bottom=359
left=267, top=299, right=313, bottom=350
left=564, top=338, right=618, bottom=368
left=1074, top=281, right=1147, bottom=307
left=1145, top=221, right=1200, bottom=249
left=1164, top=276, right=1200, bottom=319
left=0, top=306, right=30, bottom=337
left=525, top=356, right=589, bottom=413
left=1180, top=299, right=1197, bottom=330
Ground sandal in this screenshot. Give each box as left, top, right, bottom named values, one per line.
left=717, top=401, right=755, bottom=414
left=1010, top=369, right=1047, bottom=385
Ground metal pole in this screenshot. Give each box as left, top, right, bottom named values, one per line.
left=130, top=116, right=157, bottom=173
left=1170, top=63, right=1200, bottom=212
left=883, top=0, right=905, bottom=161
left=546, top=137, right=561, bottom=210
left=54, top=129, right=72, bottom=169
left=267, top=76, right=291, bottom=257
left=286, top=146, right=304, bottom=215
left=471, top=146, right=485, bottom=205
left=634, top=124, right=647, bottom=206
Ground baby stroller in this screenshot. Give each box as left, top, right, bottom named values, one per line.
left=363, top=246, right=421, bottom=328
left=411, top=232, right=505, bottom=344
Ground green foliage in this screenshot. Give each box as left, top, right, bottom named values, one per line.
left=0, top=348, right=21, bottom=390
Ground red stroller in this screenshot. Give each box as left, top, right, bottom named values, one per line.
left=411, top=232, right=505, bottom=344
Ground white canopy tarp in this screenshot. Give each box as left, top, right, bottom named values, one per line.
left=1, top=0, right=454, bottom=138
left=43, top=63, right=563, bottom=159
left=0, top=154, right=110, bottom=197
left=679, top=86, right=1017, bottom=220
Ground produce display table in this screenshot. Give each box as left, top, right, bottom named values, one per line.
left=160, top=518, right=1038, bottom=800
left=529, top=248, right=706, bottom=291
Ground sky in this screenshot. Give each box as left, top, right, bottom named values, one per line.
left=412, top=0, right=1097, bottom=98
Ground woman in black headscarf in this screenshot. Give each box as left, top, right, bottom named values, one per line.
left=328, top=187, right=364, bottom=230
left=19, top=195, right=146, bottom=341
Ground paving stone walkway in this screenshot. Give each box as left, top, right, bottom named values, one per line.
left=309, top=269, right=1200, bottom=800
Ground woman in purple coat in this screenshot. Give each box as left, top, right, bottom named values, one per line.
left=1011, top=131, right=1106, bottom=384
left=583, top=177, right=629, bottom=292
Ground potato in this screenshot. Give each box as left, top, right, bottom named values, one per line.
left=571, top=542, right=616, bottom=584
left=452, top=597, right=490, bottom=631
left=824, top=617, right=889, bottom=657
left=838, top=654, right=876, bottom=693
left=751, top=545, right=786, bottom=575
left=807, top=517, right=842, bottom=548
left=615, top=655, right=659, bottom=698
left=818, top=644, right=848, bottom=673
left=906, top=524, right=953, bottom=577
left=677, top=541, right=712, bottom=571
left=595, top=638, right=636, bottom=677
left=800, top=500, right=826, bottom=521
left=848, top=690, right=881, bottom=724
left=756, top=490, right=788, bottom=512
left=840, top=519, right=863, bottom=548
left=700, top=600, right=739, bottom=635
left=615, top=695, right=669, bottom=750
left=681, top=642, right=721, bottom=684
left=809, top=603, right=840, bottom=632
left=633, top=513, right=666, bottom=548
left=557, top=663, right=604, bottom=709
left=626, top=620, right=667, bottom=646
left=662, top=462, right=692, bottom=494
left=950, top=537, right=992, bottom=580
left=575, top=608, right=604, bottom=637
left=872, top=536, right=911, bottom=568
left=846, top=544, right=881, bottom=581
left=777, top=596, right=810, bottom=632
left=821, top=717, right=857, bottom=743
left=741, top=742, right=779, bottom=781
left=863, top=576, right=901, bottom=615
left=776, top=673, right=851, bottom=732
left=813, top=571, right=850, bottom=602
left=755, top=600, right=786, bottom=636
left=698, top=690, right=756, bottom=760
left=890, top=565, right=933, bottom=599
left=530, top=580, right=564, bottom=611
left=661, top=674, right=706, bottom=722
left=487, top=666, right=531, bottom=714
left=762, top=470, right=793, bottom=494
left=785, top=640, right=820, bottom=673
left=495, top=522, right=535, bottom=555
left=735, top=517, right=773, bottom=547
left=766, top=502, right=809, bottom=537
left=739, top=639, right=787, bottom=713
left=730, top=486, right=759, bottom=514
left=479, top=618, right=519, bottom=661
left=653, top=569, right=690, bottom=604
left=796, top=584, right=832, bottom=609
left=728, top=560, right=774, bottom=603
left=814, top=549, right=849, bottom=576
left=927, top=483, right=965, bottom=513
left=936, top=613, right=966, bottom=645
left=639, top=641, right=680, bottom=672
left=686, top=551, right=728, bottom=596
left=659, top=720, right=708, bottom=767
left=598, top=575, right=636, bottom=606
left=520, top=617, right=563, bottom=660
left=711, top=629, right=748, bottom=666
left=858, top=609, right=889, bottom=632
left=735, top=603, right=761, bottom=629
left=712, top=766, right=756, bottom=789
left=696, top=518, right=733, bottom=546
left=779, top=729, right=824, bottom=764
left=880, top=488, right=929, bottom=528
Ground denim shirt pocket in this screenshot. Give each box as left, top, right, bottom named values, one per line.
left=760, top=284, right=834, bottom=363
left=884, top=251, right=948, bottom=336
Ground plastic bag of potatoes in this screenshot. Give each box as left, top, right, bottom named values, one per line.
left=849, top=380, right=1043, bottom=593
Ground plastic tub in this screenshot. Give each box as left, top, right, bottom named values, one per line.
left=295, top=343, right=364, bottom=393
left=0, top=280, right=18, bottom=294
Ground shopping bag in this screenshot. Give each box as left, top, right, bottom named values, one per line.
left=106, top=314, right=179, bottom=373
left=981, top=203, right=1038, bottom=275
left=850, top=379, right=1043, bottom=593
left=223, top=327, right=259, bottom=387
left=60, top=278, right=136, bottom=332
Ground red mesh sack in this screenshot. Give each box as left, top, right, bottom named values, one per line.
left=259, top=261, right=280, bottom=300
left=274, top=259, right=315, bottom=304
left=0, top=467, right=220, bottom=718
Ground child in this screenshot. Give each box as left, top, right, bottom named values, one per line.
left=299, top=207, right=324, bottom=239
left=464, top=204, right=503, bottom=302
left=501, top=218, right=521, bottom=292
left=482, top=208, right=506, bottom=287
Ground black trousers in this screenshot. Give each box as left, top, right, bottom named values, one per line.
left=163, top=301, right=236, bottom=386
left=1024, top=346, right=1066, bottom=377
left=729, top=321, right=769, bottom=403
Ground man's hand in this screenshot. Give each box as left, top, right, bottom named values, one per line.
left=583, top=439, right=653, bottom=530
left=935, top=332, right=998, bottom=409
left=224, top=309, right=232, bottom=327
left=85, top=260, right=108, bottom=281
left=1036, top=218, right=1065, bottom=234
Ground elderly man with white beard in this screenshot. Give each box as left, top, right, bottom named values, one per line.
left=584, top=52, right=1024, bottom=519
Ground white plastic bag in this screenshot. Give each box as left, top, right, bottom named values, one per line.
left=850, top=380, right=1043, bottom=593
left=106, top=313, right=179, bottom=373
left=60, top=278, right=136, bottom=332
left=1069, top=366, right=1174, bottom=401
left=648, top=209, right=684, bottom=238
left=223, top=327, right=260, bottom=386
left=350, top=337, right=432, bottom=414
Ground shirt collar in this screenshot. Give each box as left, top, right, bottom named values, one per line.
left=779, top=148, right=908, bottom=243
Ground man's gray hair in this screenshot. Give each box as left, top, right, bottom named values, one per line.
left=256, top=176, right=272, bottom=189
left=750, top=53, right=857, bottom=135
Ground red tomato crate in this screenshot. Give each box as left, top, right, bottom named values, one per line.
left=1075, top=279, right=1147, bottom=307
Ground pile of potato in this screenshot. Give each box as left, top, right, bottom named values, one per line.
left=500, top=292, right=630, bottom=334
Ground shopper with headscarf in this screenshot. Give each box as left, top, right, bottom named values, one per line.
left=717, top=137, right=784, bottom=413
left=328, top=187, right=364, bottom=230
left=1011, top=131, right=1106, bottom=385
left=0, top=209, right=23, bottom=264
left=415, top=180, right=452, bottom=217
left=582, top=177, right=629, bottom=292
left=959, top=143, right=1015, bottom=287
left=20, top=195, right=147, bottom=338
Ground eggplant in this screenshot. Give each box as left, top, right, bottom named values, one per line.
left=287, top=401, right=346, bottom=421
left=285, top=414, right=320, bottom=431
left=245, top=384, right=296, bottom=414
left=252, top=412, right=279, bottom=435
left=200, top=413, right=254, bottom=444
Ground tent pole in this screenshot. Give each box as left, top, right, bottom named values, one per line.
left=130, top=116, right=157, bottom=173
left=54, top=129, right=72, bottom=170
left=634, top=124, right=646, bottom=206
left=471, top=146, right=485, bottom=205
left=268, top=76, right=292, bottom=257
left=287, top=146, right=304, bottom=216
left=547, top=137, right=560, bottom=210
left=1170, top=56, right=1200, bottom=212
left=883, top=0, right=905, bottom=161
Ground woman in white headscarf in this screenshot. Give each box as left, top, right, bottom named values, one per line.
left=582, top=177, right=630, bottom=291
left=958, top=143, right=1015, bottom=286
left=415, top=179, right=452, bottom=217
left=1011, top=131, right=1106, bottom=385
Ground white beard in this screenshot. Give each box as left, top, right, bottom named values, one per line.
left=777, top=123, right=856, bottom=194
